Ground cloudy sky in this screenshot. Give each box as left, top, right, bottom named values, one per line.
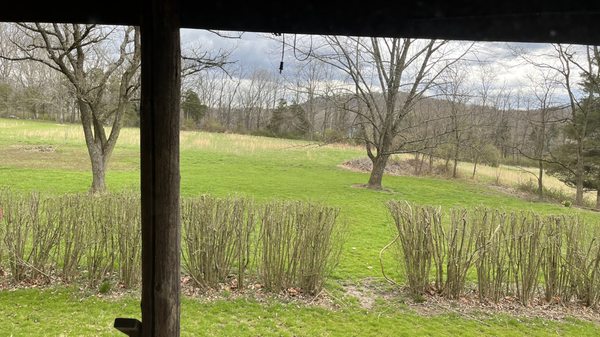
left=180, top=29, right=587, bottom=107
left=181, top=30, right=281, bottom=74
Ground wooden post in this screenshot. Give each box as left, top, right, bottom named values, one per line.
left=140, top=0, right=181, bottom=335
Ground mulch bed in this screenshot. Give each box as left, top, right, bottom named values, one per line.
left=340, top=157, right=445, bottom=177
left=343, top=278, right=600, bottom=324
left=2, top=271, right=599, bottom=324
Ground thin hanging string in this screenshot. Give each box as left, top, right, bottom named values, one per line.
left=293, top=34, right=312, bottom=62
left=279, top=34, right=285, bottom=74
left=276, top=33, right=314, bottom=73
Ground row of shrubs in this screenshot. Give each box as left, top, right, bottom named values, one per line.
left=387, top=201, right=600, bottom=307
left=182, top=196, right=343, bottom=294
left=0, top=191, right=343, bottom=295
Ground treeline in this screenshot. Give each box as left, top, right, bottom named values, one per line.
left=0, top=55, right=82, bottom=124
left=179, top=64, right=356, bottom=141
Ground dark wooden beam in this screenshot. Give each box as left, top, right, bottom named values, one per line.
left=140, top=0, right=181, bottom=335
left=1, top=1, right=599, bottom=44
left=180, top=2, right=600, bottom=44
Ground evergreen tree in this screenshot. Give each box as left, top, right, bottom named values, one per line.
left=182, top=89, right=207, bottom=124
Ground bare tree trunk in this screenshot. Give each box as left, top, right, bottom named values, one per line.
left=538, top=160, right=544, bottom=200
left=256, top=109, right=262, bottom=130
left=323, top=106, right=330, bottom=133
left=244, top=109, right=251, bottom=131
left=452, top=123, right=460, bottom=178
left=595, top=189, right=600, bottom=210
left=575, top=175, right=584, bottom=206
left=90, top=151, right=107, bottom=193
left=575, top=142, right=584, bottom=206
left=308, top=94, right=315, bottom=140
left=78, top=100, right=110, bottom=194
left=452, top=156, right=459, bottom=178
left=471, top=154, right=479, bottom=179
left=418, top=153, right=426, bottom=175
left=368, top=154, right=389, bottom=189
left=414, top=153, right=420, bottom=175
left=429, top=154, right=434, bottom=173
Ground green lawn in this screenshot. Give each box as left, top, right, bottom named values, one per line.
left=1, top=288, right=599, bottom=337
left=1, top=118, right=599, bottom=336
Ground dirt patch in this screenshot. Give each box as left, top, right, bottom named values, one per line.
left=339, top=278, right=600, bottom=324
left=407, top=290, right=600, bottom=324
left=486, top=184, right=542, bottom=202
left=178, top=275, right=339, bottom=310
left=350, top=183, right=396, bottom=193
left=0, top=145, right=88, bottom=171
left=0, top=273, right=339, bottom=309
left=10, top=144, right=56, bottom=153
left=343, top=279, right=600, bottom=324
left=0, top=144, right=137, bottom=171
left=345, top=284, right=377, bottom=310
left=340, top=157, right=445, bottom=177
left=485, top=184, right=595, bottom=211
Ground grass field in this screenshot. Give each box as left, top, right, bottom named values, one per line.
left=1, top=118, right=599, bottom=336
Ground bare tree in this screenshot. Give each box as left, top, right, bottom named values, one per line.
left=286, top=61, right=326, bottom=139
left=215, top=69, right=241, bottom=130
left=436, top=64, right=470, bottom=178
left=1, top=23, right=141, bottom=193
left=307, top=36, right=470, bottom=189
left=520, top=70, right=562, bottom=199
left=181, top=48, right=232, bottom=78
left=467, top=64, right=497, bottom=179
left=238, top=69, right=273, bottom=131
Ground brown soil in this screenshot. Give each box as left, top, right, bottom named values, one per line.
left=408, top=290, right=600, bottom=324
left=340, top=157, right=446, bottom=177
left=345, top=284, right=377, bottom=310
left=486, top=184, right=542, bottom=201
left=13, top=145, right=57, bottom=153
left=3, top=273, right=600, bottom=323
left=350, top=183, right=396, bottom=193
left=179, top=275, right=339, bottom=309
left=342, top=278, right=600, bottom=324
